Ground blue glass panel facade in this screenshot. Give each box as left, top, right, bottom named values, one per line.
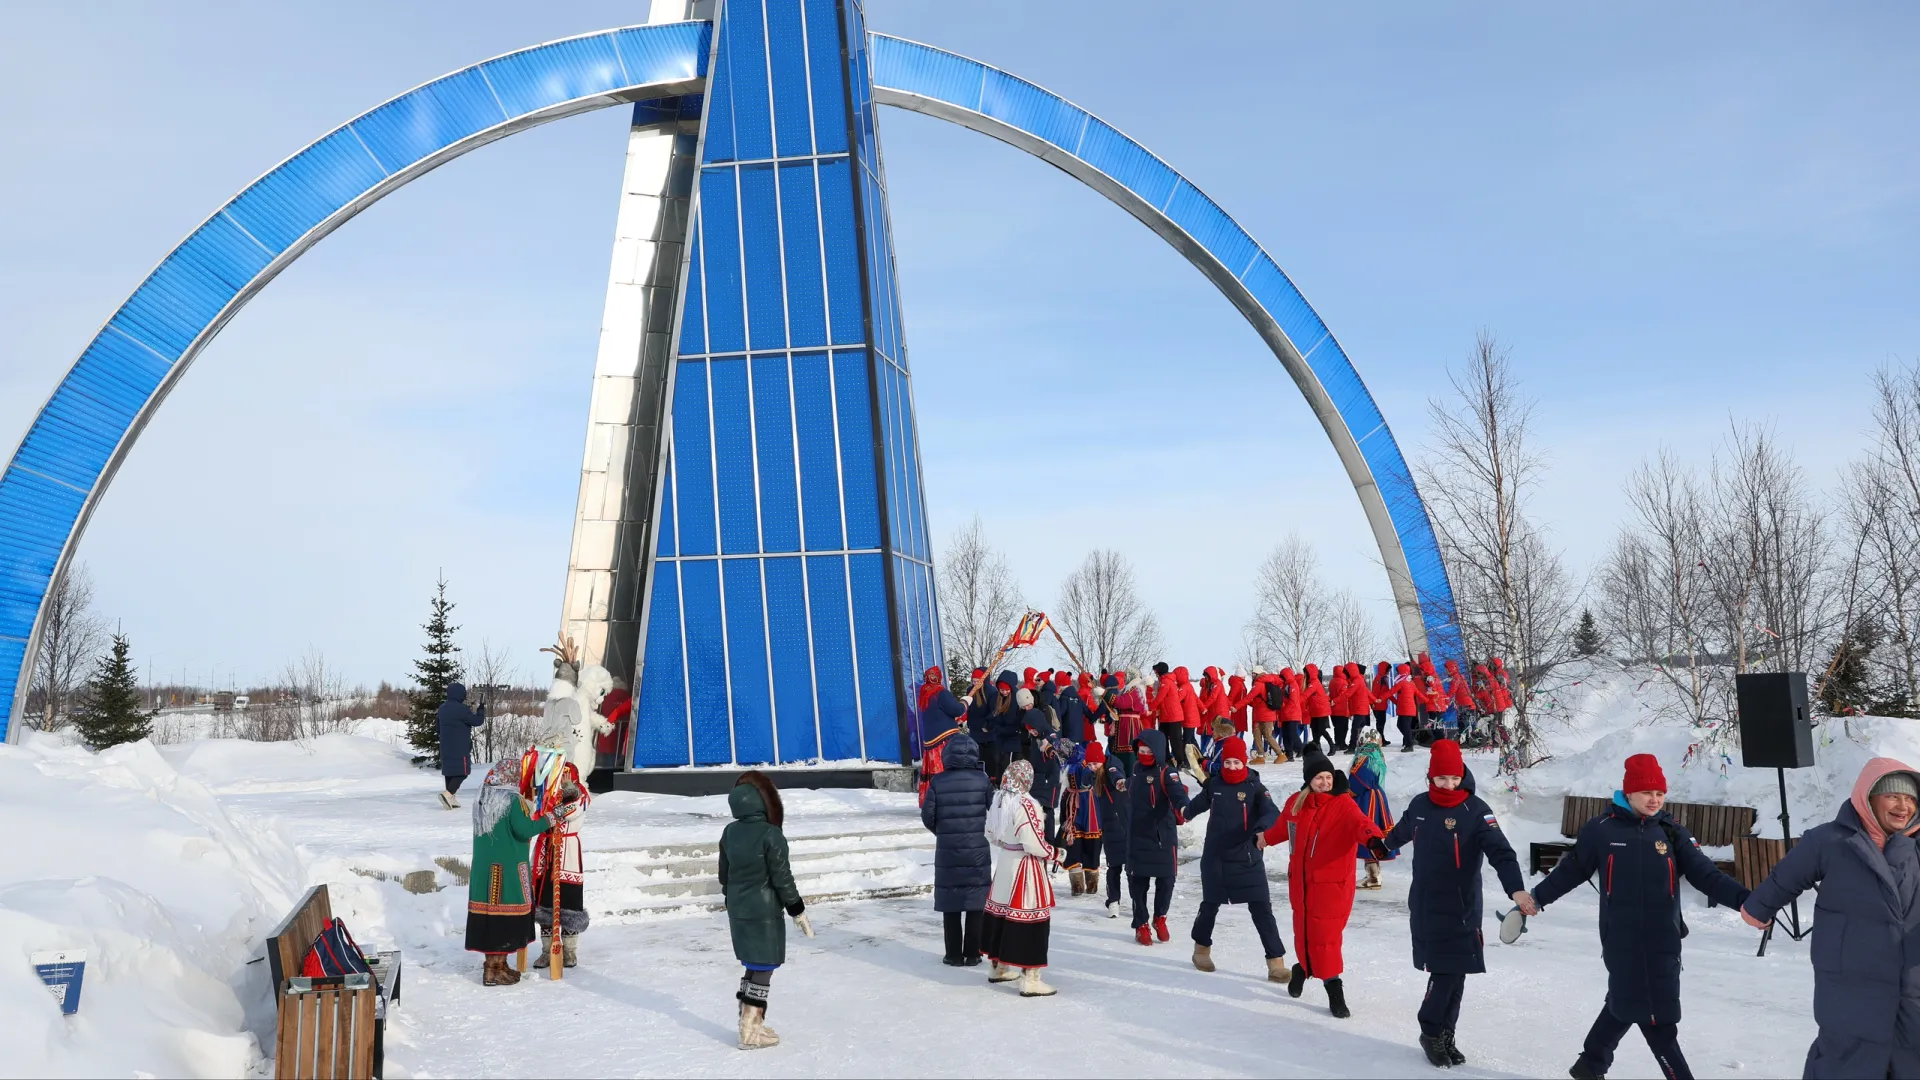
left=631, top=0, right=937, bottom=767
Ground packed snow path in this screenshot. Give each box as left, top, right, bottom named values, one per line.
left=185, top=729, right=1815, bottom=1078
left=15, top=663, right=1894, bottom=1078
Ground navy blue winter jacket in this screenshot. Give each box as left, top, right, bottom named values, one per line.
left=1383, top=768, right=1525, bottom=974
left=1126, top=730, right=1190, bottom=878
left=1745, top=796, right=1920, bottom=1079
left=1533, top=793, right=1749, bottom=1025
left=1186, top=771, right=1280, bottom=904
left=435, top=683, right=485, bottom=776
left=965, top=682, right=998, bottom=747
left=1094, top=758, right=1131, bottom=863
left=917, top=685, right=967, bottom=745
left=919, top=733, right=993, bottom=913
left=1056, top=688, right=1088, bottom=744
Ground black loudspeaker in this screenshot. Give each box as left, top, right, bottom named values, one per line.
left=1737, top=672, right=1814, bottom=770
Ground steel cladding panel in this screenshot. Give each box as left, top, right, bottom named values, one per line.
left=680, top=558, right=730, bottom=764
left=750, top=356, right=801, bottom=552
left=634, top=564, right=687, bottom=766
left=849, top=552, right=895, bottom=755
left=699, top=169, right=745, bottom=353
left=777, top=164, right=827, bottom=348
left=723, top=558, right=774, bottom=763
left=709, top=358, right=757, bottom=554
left=764, top=556, right=818, bottom=760
left=806, top=554, right=860, bottom=759
left=739, top=165, right=785, bottom=350
left=790, top=353, right=843, bottom=551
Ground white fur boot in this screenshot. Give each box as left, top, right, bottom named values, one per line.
left=1018, top=967, right=1056, bottom=998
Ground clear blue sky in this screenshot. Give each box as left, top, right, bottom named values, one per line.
left=2, top=2, right=1915, bottom=689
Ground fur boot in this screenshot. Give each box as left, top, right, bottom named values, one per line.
left=1018, top=967, right=1056, bottom=998
left=562, top=933, right=579, bottom=968
left=1267, top=956, right=1289, bottom=982
left=1191, top=944, right=1214, bottom=972
left=737, top=1002, right=780, bottom=1049
left=1363, top=861, right=1382, bottom=890
left=1069, top=870, right=1084, bottom=897
left=533, top=931, right=553, bottom=968
left=988, top=962, right=1019, bottom=983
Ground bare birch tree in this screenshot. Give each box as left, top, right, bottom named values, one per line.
left=1601, top=451, right=1719, bottom=726
left=29, top=564, right=106, bottom=731
left=1244, top=533, right=1331, bottom=669
left=1329, top=588, right=1383, bottom=664
left=936, top=516, right=1025, bottom=673
left=1417, top=331, right=1575, bottom=767
left=1054, top=549, right=1164, bottom=674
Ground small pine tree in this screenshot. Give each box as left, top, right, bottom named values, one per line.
left=1818, top=616, right=1879, bottom=716
left=1572, top=608, right=1603, bottom=658
left=75, top=633, right=151, bottom=750
left=407, top=576, right=463, bottom=757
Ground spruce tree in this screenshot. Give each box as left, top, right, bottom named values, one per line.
left=407, top=576, right=463, bottom=756
left=1572, top=608, right=1603, bottom=658
left=1818, top=616, right=1878, bottom=716
left=75, top=633, right=151, bottom=750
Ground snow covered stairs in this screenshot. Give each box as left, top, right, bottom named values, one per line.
left=590, top=826, right=933, bottom=919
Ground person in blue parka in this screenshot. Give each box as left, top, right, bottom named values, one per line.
left=1379, top=739, right=1532, bottom=1068
left=1183, top=736, right=1288, bottom=979
left=920, top=731, right=993, bottom=967
left=1534, top=753, right=1750, bottom=1080
left=1126, top=728, right=1190, bottom=944
left=436, top=682, right=486, bottom=808
left=1741, top=757, right=1920, bottom=1080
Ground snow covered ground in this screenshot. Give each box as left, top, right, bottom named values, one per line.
left=4, top=661, right=1904, bottom=1077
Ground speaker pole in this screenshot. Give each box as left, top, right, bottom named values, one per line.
left=1776, top=764, right=1807, bottom=941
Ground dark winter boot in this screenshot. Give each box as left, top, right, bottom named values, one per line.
left=1442, top=1031, right=1465, bottom=1066
left=1419, top=1033, right=1451, bottom=1068
left=1568, top=1060, right=1603, bottom=1080
left=1325, top=977, right=1350, bottom=1019
left=1287, top=963, right=1307, bottom=998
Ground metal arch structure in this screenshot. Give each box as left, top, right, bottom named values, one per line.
left=0, top=17, right=1461, bottom=744
left=867, top=35, right=1460, bottom=664
left=0, top=22, right=713, bottom=739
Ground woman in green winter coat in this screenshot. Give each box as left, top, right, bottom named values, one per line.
left=720, top=771, right=813, bottom=1050
left=465, top=761, right=577, bottom=986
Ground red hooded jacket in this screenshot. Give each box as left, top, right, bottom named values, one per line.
left=1175, top=667, right=1202, bottom=729
left=1389, top=663, right=1419, bottom=714
left=1327, top=666, right=1349, bottom=717
left=1243, top=673, right=1278, bottom=726
left=1443, top=659, right=1476, bottom=711
left=1279, top=669, right=1305, bottom=724
left=1489, top=658, right=1515, bottom=711
left=1302, top=664, right=1331, bottom=720
left=1370, top=662, right=1392, bottom=711
left=1198, top=666, right=1229, bottom=723
left=1344, top=663, right=1371, bottom=716
left=1226, top=674, right=1250, bottom=731
left=1266, top=784, right=1383, bottom=979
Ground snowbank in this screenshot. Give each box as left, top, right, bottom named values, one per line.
left=0, top=733, right=307, bottom=1077
left=1510, top=660, right=1920, bottom=835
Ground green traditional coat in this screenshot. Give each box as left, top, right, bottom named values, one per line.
left=469, top=789, right=551, bottom=918
left=718, top=779, right=804, bottom=966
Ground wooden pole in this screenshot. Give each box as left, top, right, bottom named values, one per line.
left=1044, top=621, right=1087, bottom=674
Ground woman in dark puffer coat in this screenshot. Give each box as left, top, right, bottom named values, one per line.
left=1743, top=757, right=1920, bottom=1080
left=1126, top=729, right=1190, bottom=944
left=920, top=732, right=994, bottom=966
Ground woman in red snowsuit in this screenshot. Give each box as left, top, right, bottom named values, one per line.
left=1389, top=663, right=1420, bottom=752
left=1198, top=666, right=1230, bottom=752
left=1225, top=672, right=1250, bottom=737
left=1327, top=665, right=1351, bottom=751
left=1302, top=664, right=1332, bottom=752
left=1261, top=749, right=1384, bottom=1018
left=1369, top=662, right=1392, bottom=745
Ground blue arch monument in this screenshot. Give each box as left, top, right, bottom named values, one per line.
left=0, top=1, right=1460, bottom=766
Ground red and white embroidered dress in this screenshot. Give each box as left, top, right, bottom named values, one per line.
left=985, top=790, right=1058, bottom=923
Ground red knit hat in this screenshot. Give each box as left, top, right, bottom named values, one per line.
left=1083, top=742, right=1106, bottom=766
left=1219, top=736, right=1248, bottom=762
left=970, top=667, right=986, bottom=680
left=1055, top=671, right=1072, bottom=688
left=1623, top=753, right=1667, bottom=794
left=1428, top=739, right=1464, bottom=779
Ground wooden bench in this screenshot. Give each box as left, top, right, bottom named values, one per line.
left=1529, top=795, right=1756, bottom=878
left=265, top=885, right=401, bottom=1079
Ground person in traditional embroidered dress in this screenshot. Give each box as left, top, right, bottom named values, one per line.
left=1349, top=728, right=1396, bottom=891
left=525, top=754, right=592, bottom=968
left=465, top=761, right=576, bottom=986
left=981, top=759, right=1061, bottom=997
left=1061, top=741, right=1107, bottom=897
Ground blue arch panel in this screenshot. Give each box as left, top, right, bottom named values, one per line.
left=0, top=21, right=712, bottom=741
left=867, top=35, right=1460, bottom=661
